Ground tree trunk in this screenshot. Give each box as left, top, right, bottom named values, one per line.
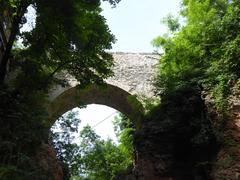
left=0, top=1, right=30, bottom=84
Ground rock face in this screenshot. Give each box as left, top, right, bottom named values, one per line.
left=35, top=143, right=63, bottom=180
left=130, top=84, right=240, bottom=180
left=210, top=84, right=240, bottom=179
left=114, top=167, right=136, bottom=180
left=133, top=86, right=218, bottom=180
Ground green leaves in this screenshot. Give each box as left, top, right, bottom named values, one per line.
left=0, top=0, right=121, bottom=178
left=154, top=0, right=240, bottom=113
left=50, top=112, right=133, bottom=179
left=8, top=0, right=115, bottom=90
left=9, top=0, right=17, bottom=8
left=161, top=14, right=180, bottom=33
left=0, top=85, right=50, bottom=179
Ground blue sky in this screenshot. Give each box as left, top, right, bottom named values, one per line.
left=101, top=0, right=181, bottom=52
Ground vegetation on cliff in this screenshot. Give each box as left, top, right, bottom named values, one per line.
left=153, top=0, right=240, bottom=114
left=150, top=0, right=240, bottom=178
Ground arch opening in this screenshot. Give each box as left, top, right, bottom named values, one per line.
left=48, top=83, right=144, bottom=129
left=49, top=103, right=135, bottom=179
left=51, top=105, right=121, bottom=143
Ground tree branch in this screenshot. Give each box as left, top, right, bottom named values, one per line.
left=42, top=53, right=79, bottom=88
left=48, top=60, right=71, bottom=80
left=0, top=1, right=30, bottom=84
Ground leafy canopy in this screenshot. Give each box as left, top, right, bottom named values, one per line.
left=50, top=111, right=134, bottom=180
left=0, top=0, right=121, bottom=88
left=153, top=0, right=240, bottom=112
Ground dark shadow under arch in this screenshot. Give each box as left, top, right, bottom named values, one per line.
left=47, top=83, right=144, bottom=128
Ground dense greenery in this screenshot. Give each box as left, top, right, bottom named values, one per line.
left=0, top=0, right=121, bottom=87
left=0, top=87, right=50, bottom=179
left=50, top=111, right=133, bottom=180
left=153, top=0, right=240, bottom=114
left=0, top=0, right=121, bottom=179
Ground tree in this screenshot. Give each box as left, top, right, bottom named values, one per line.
left=0, top=0, right=122, bottom=178
left=0, top=0, right=121, bottom=86
left=50, top=112, right=134, bottom=180
left=161, top=14, right=180, bottom=33
left=153, top=0, right=239, bottom=112
left=113, top=113, right=133, bottom=137
left=50, top=110, right=81, bottom=179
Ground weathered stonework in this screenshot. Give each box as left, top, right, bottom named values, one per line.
left=48, top=52, right=159, bottom=126
left=106, top=52, right=159, bottom=98
left=49, top=52, right=159, bottom=101
left=48, top=84, right=144, bottom=128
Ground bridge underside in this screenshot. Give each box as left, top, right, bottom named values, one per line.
left=47, top=83, right=144, bottom=128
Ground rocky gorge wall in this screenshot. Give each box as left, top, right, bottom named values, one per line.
left=210, top=84, right=240, bottom=179
left=116, top=83, right=240, bottom=180
left=133, top=86, right=218, bottom=180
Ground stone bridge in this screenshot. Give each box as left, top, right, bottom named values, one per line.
left=48, top=52, right=159, bottom=126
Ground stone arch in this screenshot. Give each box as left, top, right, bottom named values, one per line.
left=47, top=83, right=144, bottom=128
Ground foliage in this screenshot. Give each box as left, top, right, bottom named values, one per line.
left=113, top=113, right=134, bottom=168
left=0, top=86, right=51, bottom=179
left=161, top=14, right=180, bottom=33
left=77, top=129, right=128, bottom=180
left=0, top=0, right=122, bottom=88
left=149, top=84, right=216, bottom=144
left=50, top=110, right=81, bottom=179
left=216, top=154, right=234, bottom=169
left=113, top=113, right=133, bottom=137
left=50, top=111, right=134, bottom=180
left=153, top=0, right=240, bottom=114
left=0, top=0, right=122, bottom=178
left=150, top=0, right=240, bottom=176
left=138, top=95, right=160, bottom=114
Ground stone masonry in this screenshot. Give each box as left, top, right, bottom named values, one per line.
left=106, top=52, right=159, bottom=97
left=49, top=52, right=159, bottom=101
